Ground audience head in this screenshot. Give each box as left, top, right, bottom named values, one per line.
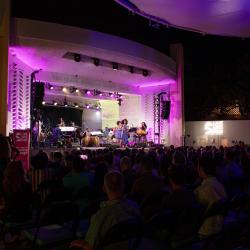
left=116, top=121, right=121, bottom=126
left=0, top=135, right=11, bottom=160
left=73, top=157, right=86, bottom=173
left=31, top=151, right=49, bottom=169
left=53, top=151, right=63, bottom=163
left=172, top=150, right=187, bottom=166
left=140, top=155, right=153, bottom=174
left=104, top=171, right=124, bottom=199
left=168, top=165, right=186, bottom=190
left=120, top=156, right=131, bottom=172
left=3, top=161, right=25, bottom=193
left=198, top=156, right=216, bottom=179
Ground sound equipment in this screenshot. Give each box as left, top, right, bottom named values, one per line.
left=161, top=101, right=171, bottom=119
left=32, top=82, right=45, bottom=109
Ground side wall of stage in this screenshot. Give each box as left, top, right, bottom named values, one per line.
left=7, top=54, right=33, bottom=133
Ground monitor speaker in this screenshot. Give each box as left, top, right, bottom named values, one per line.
left=161, top=101, right=171, bottom=119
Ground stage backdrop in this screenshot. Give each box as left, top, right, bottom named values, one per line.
left=41, top=106, right=83, bottom=128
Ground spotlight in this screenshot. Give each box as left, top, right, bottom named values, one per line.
left=112, top=62, right=118, bottom=70
left=53, top=101, right=58, bottom=106
left=142, top=69, right=149, bottom=77
left=75, top=103, right=79, bottom=108
left=62, top=87, right=67, bottom=92
left=75, top=88, right=79, bottom=93
left=86, top=105, right=90, bottom=109
left=129, top=66, right=134, bottom=73
left=49, top=84, right=54, bottom=90
left=109, top=93, right=114, bottom=98
left=74, top=53, right=81, bottom=62
left=93, top=58, right=100, bottom=66
left=99, top=93, right=103, bottom=97
left=86, top=90, right=91, bottom=95
left=42, top=101, right=46, bottom=105
left=96, top=111, right=101, bottom=116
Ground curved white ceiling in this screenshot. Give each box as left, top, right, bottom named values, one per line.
left=116, top=0, right=250, bottom=37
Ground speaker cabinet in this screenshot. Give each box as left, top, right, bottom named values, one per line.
left=161, top=101, right=171, bottom=119
left=33, top=82, right=45, bottom=108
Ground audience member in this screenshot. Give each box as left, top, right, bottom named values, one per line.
left=0, top=161, right=32, bottom=222
left=195, top=156, right=227, bottom=237
left=132, top=155, right=164, bottom=203
left=70, top=171, right=140, bottom=250
left=120, top=156, right=136, bottom=193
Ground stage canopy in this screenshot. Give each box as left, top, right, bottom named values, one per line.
left=116, top=0, right=250, bottom=38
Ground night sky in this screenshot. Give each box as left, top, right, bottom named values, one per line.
left=11, top=0, right=250, bottom=121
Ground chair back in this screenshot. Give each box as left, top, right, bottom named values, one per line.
left=171, top=203, right=205, bottom=242
left=97, top=218, right=143, bottom=250
left=39, top=200, right=79, bottom=226
left=204, top=199, right=230, bottom=219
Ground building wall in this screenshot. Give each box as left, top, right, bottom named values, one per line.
left=119, top=95, right=142, bottom=128
left=100, top=100, right=119, bottom=129
left=8, top=54, right=32, bottom=132
left=185, top=120, right=250, bottom=147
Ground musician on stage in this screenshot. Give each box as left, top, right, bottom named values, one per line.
left=114, top=121, right=122, bottom=146
left=121, top=119, right=129, bottom=146
left=136, top=122, right=147, bottom=143
left=58, top=117, right=65, bottom=127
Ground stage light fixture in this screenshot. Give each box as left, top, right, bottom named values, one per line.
left=42, top=101, right=46, bottom=105
left=86, top=105, right=90, bottom=109
left=96, top=111, right=101, bottom=116
left=142, top=69, right=149, bottom=77
left=62, top=87, right=67, bottom=92
left=109, top=93, right=114, bottom=98
left=86, top=90, right=91, bottom=95
left=75, top=103, right=79, bottom=108
left=129, top=66, right=134, bottom=73
left=99, top=93, right=103, bottom=97
left=49, top=84, right=54, bottom=90
left=118, top=99, right=122, bottom=106
left=74, top=53, right=81, bottom=62
left=53, top=101, right=58, bottom=106
left=93, top=58, right=100, bottom=66
left=75, top=88, right=79, bottom=93
left=112, top=62, right=118, bottom=70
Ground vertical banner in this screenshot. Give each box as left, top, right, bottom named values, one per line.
left=13, top=129, right=30, bottom=171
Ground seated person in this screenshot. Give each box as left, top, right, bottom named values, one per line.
left=70, top=171, right=140, bottom=250
left=194, top=156, right=227, bottom=238
left=63, top=157, right=93, bottom=194
left=136, top=122, right=147, bottom=142
left=0, top=161, right=32, bottom=222
left=162, top=165, right=196, bottom=212
left=132, top=155, right=164, bottom=204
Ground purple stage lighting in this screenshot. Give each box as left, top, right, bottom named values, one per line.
left=86, top=90, right=91, bottom=95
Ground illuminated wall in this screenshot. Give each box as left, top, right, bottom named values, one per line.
left=119, top=95, right=142, bottom=128
left=185, top=120, right=250, bottom=147
left=8, top=54, right=32, bottom=132
left=100, top=100, right=119, bottom=129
